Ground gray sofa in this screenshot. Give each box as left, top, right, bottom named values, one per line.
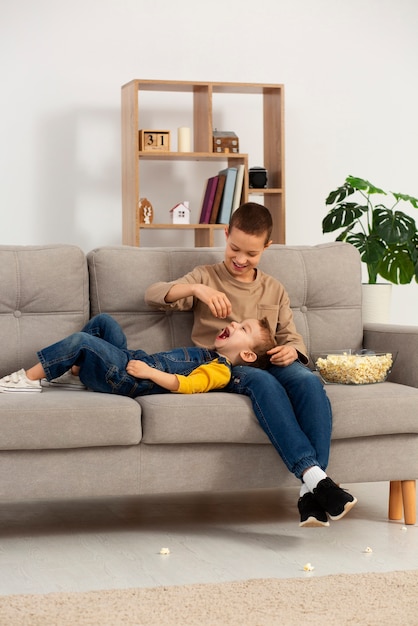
left=1, top=243, right=417, bottom=524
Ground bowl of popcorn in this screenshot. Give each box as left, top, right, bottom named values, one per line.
left=312, top=350, right=397, bottom=385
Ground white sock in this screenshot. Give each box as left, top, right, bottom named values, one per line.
left=299, top=483, right=310, bottom=498
left=302, top=466, right=327, bottom=493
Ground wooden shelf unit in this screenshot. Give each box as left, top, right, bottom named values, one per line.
left=121, top=79, right=285, bottom=247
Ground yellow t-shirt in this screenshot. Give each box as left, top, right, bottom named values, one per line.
left=145, top=261, right=308, bottom=362
left=175, top=357, right=232, bottom=394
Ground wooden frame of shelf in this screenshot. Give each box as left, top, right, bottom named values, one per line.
left=122, top=79, right=285, bottom=247
left=139, top=223, right=226, bottom=247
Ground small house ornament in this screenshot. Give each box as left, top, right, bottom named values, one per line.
left=138, top=198, right=154, bottom=224
left=170, top=201, right=191, bottom=224
left=212, top=130, right=239, bottom=153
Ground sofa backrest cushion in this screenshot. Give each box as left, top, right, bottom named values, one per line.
left=0, top=245, right=89, bottom=377
left=88, top=242, right=363, bottom=358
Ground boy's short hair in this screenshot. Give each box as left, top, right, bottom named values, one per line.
left=229, top=202, right=273, bottom=244
left=250, top=317, right=276, bottom=370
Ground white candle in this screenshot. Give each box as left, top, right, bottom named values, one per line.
left=178, top=126, right=191, bottom=152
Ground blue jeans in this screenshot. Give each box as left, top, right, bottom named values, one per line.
left=226, top=363, right=332, bottom=479
left=38, top=314, right=219, bottom=398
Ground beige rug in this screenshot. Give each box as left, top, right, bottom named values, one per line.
left=1, top=570, right=417, bottom=626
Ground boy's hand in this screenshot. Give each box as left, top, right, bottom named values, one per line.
left=267, top=345, right=298, bottom=367
left=193, top=285, right=232, bottom=318
left=126, top=360, right=153, bottom=379
left=126, top=359, right=179, bottom=391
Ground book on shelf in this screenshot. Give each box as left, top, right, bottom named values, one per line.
left=216, top=167, right=238, bottom=224
left=209, top=173, right=226, bottom=224
left=199, top=176, right=219, bottom=224
left=231, top=164, right=245, bottom=214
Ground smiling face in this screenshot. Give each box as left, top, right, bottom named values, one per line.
left=213, top=318, right=273, bottom=366
left=224, top=225, right=271, bottom=282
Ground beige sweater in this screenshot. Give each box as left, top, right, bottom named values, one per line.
left=145, top=261, right=308, bottom=362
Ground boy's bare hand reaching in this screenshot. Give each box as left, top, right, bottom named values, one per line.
left=267, top=344, right=298, bottom=367
left=193, top=285, right=232, bottom=318
left=164, top=283, right=232, bottom=319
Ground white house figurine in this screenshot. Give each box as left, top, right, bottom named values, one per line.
left=170, top=201, right=190, bottom=224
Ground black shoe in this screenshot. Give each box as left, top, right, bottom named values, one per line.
left=313, top=477, right=357, bottom=521
left=298, top=492, right=329, bottom=527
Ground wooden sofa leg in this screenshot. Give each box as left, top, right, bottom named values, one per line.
left=389, top=481, right=403, bottom=520
left=401, top=480, right=416, bottom=525
left=389, top=480, right=416, bottom=525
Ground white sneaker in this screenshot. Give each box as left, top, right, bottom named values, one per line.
left=41, top=370, right=86, bottom=390
left=0, top=369, right=42, bottom=393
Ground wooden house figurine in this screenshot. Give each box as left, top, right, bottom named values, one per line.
left=170, top=201, right=190, bottom=224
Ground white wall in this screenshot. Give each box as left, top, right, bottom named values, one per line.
left=1, top=0, right=417, bottom=323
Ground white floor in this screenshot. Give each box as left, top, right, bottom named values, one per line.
left=0, top=482, right=417, bottom=596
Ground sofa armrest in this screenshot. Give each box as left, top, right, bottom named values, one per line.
left=363, top=323, right=418, bottom=388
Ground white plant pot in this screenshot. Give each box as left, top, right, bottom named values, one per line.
left=362, top=283, right=392, bottom=324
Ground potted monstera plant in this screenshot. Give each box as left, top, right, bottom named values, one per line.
left=322, top=175, right=418, bottom=321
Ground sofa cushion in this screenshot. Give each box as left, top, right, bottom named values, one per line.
left=0, top=388, right=142, bottom=450
left=88, top=243, right=363, bottom=356
left=136, top=381, right=418, bottom=445
left=88, top=245, right=200, bottom=353
left=0, top=245, right=89, bottom=377
left=258, top=243, right=364, bottom=354
left=138, top=392, right=269, bottom=444
left=325, top=382, right=418, bottom=438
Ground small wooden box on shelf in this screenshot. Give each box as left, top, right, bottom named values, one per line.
left=121, top=79, right=285, bottom=247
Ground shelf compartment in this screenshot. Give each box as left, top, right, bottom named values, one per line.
left=139, top=223, right=226, bottom=247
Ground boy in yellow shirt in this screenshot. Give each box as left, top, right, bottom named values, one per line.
left=0, top=315, right=275, bottom=396
left=146, top=202, right=357, bottom=527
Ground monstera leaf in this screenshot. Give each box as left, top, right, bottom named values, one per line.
left=323, top=176, right=418, bottom=284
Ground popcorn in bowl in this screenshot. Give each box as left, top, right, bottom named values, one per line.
left=312, top=350, right=396, bottom=385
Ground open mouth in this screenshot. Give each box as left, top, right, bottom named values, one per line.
left=218, top=327, right=230, bottom=340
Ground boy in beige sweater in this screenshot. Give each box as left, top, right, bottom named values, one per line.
left=146, top=202, right=357, bottom=527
